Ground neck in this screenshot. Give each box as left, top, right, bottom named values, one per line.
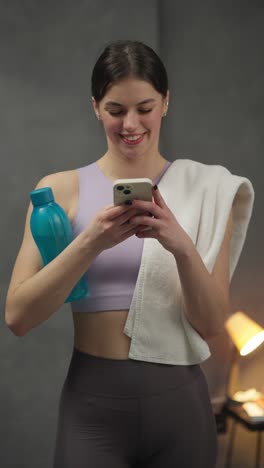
left=97, top=150, right=167, bottom=180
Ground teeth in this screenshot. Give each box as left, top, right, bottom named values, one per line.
left=123, top=135, right=142, bottom=141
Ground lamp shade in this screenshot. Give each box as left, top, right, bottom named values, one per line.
left=225, top=311, right=264, bottom=356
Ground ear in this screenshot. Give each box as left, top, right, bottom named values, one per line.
left=92, top=96, right=100, bottom=119
left=166, top=89, right=170, bottom=106
left=162, top=90, right=170, bottom=116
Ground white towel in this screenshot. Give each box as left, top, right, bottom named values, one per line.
left=123, top=159, right=255, bottom=365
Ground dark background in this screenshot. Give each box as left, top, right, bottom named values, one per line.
left=1, top=1, right=263, bottom=466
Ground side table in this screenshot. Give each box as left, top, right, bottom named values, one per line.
left=223, top=401, right=264, bottom=468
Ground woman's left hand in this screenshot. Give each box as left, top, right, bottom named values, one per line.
left=129, top=185, right=192, bottom=256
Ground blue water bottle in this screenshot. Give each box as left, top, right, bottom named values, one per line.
left=30, top=187, right=88, bottom=302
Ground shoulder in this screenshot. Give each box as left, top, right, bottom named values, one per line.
left=167, top=159, right=231, bottom=191
left=34, top=169, right=78, bottom=220
left=176, top=158, right=230, bottom=178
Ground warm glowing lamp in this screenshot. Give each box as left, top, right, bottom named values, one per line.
left=225, top=311, right=264, bottom=400
left=225, top=312, right=264, bottom=356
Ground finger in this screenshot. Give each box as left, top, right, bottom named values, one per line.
left=129, top=214, right=160, bottom=229
left=152, top=184, right=166, bottom=208
left=131, top=199, right=162, bottom=218
left=118, top=207, right=147, bottom=226
left=121, top=223, right=142, bottom=238
left=106, top=203, right=135, bottom=220
left=136, top=228, right=157, bottom=239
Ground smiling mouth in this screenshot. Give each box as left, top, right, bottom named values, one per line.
left=120, top=134, right=146, bottom=145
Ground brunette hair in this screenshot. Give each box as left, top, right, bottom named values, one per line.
left=91, top=40, right=168, bottom=102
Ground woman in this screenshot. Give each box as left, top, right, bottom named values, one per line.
left=5, top=40, right=254, bottom=467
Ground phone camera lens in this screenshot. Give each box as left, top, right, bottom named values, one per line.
left=117, top=185, right=124, bottom=191
left=124, top=189, right=131, bottom=195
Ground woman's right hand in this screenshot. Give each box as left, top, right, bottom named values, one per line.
left=85, top=203, right=145, bottom=252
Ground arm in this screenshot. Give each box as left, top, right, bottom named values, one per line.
left=5, top=172, right=141, bottom=336
left=5, top=173, right=100, bottom=336
left=129, top=186, right=233, bottom=340
left=174, top=208, right=232, bottom=339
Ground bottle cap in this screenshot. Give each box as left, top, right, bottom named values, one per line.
left=30, top=187, right=54, bottom=206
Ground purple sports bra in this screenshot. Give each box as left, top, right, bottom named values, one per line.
left=71, top=160, right=172, bottom=313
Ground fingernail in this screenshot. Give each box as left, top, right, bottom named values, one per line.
left=153, top=184, right=158, bottom=190
left=124, top=200, right=133, bottom=205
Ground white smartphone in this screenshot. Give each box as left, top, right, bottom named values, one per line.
left=113, top=178, right=153, bottom=206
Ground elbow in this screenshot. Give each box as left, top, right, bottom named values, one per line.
left=5, top=317, right=27, bottom=337
left=190, top=320, right=225, bottom=341
left=6, top=321, right=27, bottom=337
left=5, top=304, right=27, bottom=337
left=202, top=307, right=229, bottom=341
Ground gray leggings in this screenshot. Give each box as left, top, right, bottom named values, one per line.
left=53, top=348, right=217, bottom=467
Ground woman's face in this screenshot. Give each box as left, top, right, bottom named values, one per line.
left=93, top=78, right=169, bottom=160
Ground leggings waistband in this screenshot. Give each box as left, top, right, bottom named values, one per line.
left=63, top=347, right=204, bottom=398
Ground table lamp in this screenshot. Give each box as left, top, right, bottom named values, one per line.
left=225, top=311, right=264, bottom=401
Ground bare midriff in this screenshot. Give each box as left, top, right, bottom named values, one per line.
left=72, top=310, right=132, bottom=359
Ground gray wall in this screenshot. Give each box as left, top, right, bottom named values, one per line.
left=160, top=3, right=264, bottom=466
left=1, top=2, right=263, bottom=467
left=0, top=2, right=158, bottom=467
left=160, top=0, right=264, bottom=393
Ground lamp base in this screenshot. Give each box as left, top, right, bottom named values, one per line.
left=226, top=346, right=241, bottom=402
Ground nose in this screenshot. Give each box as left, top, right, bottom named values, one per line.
left=122, top=110, right=139, bottom=132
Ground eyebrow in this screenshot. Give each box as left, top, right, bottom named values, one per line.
left=104, top=98, right=156, bottom=107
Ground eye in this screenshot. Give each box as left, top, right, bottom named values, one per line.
left=108, top=108, right=152, bottom=117
left=138, top=109, right=152, bottom=114
left=109, top=110, right=124, bottom=116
